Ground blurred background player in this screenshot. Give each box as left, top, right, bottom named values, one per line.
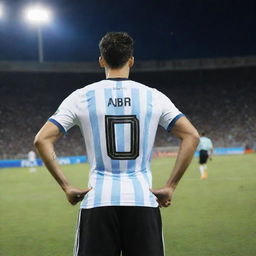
left=197, top=132, right=213, bottom=179
left=28, top=150, right=37, bottom=172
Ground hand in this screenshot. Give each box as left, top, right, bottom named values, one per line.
left=64, top=186, right=92, bottom=205
left=150, top=186, right=174, bottom=208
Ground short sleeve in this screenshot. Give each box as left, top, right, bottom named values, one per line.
left=156, top=90, right=184, bottom=132
left=48, top=91, right=78, bottom=133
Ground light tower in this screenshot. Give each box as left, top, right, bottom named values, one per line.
left=24, top=5, right=52, bottom=62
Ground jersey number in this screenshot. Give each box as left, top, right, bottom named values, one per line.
left=105, top=115, right=140, bottom=160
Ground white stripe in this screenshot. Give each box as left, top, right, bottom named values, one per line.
left=78, top=93, right=96, bottom=208
left=120, top=87, right=135, bottom=204
left=146, top=92, right=159, bottom=173
left=95, top=88, right=112, bottom=174
left=136, top=89, right=152, bottom=204
left=146, top=171, right=153, bottom=188
left=136, top=172, right=150, bottom=205
left=81, top=93, right=96, bottom=171
left=101, top=174, right=113, bottom=205
left=73, top=209, right=82, bottom=256
left=123, top=86, right=132, bottom=171
left=120, top=176, right=135, bottom=203
left=119, top=88, right=130, bottom=172
left=100, top=87, right=115, bottom=205
left=84, top=173, right=97, bottom=207
left=135, top=87, right=146, bottom=173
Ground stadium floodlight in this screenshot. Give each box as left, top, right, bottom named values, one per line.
left=24, top=5, right=52, bottom=24
left=0, top=3, right=4, bottom=18
left=24, top=5, right=53, bottom=62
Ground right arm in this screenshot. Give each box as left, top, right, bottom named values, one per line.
left=34, top=121, right=91, bottom=205
left=151, top=116, right=199, bottom=207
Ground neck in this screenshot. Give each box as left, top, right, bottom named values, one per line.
left=105, top=66, right=130, bottom=79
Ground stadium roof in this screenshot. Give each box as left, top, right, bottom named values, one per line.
left=0, top=56, right=256, bottom=73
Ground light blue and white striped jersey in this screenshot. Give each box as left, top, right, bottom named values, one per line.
left=197, top=137, right=213, bottom=151
left=49, top=79, right=184, bottom=209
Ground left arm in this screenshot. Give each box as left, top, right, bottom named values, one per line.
left=34, top=121, right=91, bottom=205
left=151, top=116, right=199, bottom=207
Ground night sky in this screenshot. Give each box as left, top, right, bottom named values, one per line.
left=0, top=0, right=255, bottom=62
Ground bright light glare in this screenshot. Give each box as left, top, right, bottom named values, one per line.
left=24, top=6, right=52, bottom=24
left=0, top=4, right=4, bottom=18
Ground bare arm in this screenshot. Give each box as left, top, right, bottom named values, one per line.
left=151, top=116, right=199, bottom=207
left=34, top=121, right=91, bottom=205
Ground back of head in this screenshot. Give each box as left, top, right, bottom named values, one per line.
left=99, top=32, right=134, bottom=69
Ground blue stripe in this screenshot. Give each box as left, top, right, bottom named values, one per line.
left=127, top=88, right=144, bottom=205
left=141, top=90, right=152, bottom=173
left=86, top=90, right=105, bottom=207
left=140, top=90, right=156, bottom=205
left=167, top=113, right=185, bottom=132
left=110, top=81, right=124, bottom=205
left=105, top=84, right=124, bottom=205
left=48, top=118, right=66, bottom=133
left=105, top=88, right=119, bottom=172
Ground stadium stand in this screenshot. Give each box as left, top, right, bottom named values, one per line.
left=0, top=65, right=255, bottom=159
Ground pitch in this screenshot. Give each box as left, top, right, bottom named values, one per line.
left=0, top=154, right=255, bottom=256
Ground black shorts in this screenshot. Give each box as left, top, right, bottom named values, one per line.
left=199, top=150, right=209, bottom=164
left=74, top=206, right=164, bottom=256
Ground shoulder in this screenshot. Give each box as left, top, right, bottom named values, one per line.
left=76, top=81, right=105, bottom=94
left=130, top=81, right=169, bottom=99
left=126, top=80, right=154, bottom=91
left=67, top=81, right=107, bottom=100
left=127, top=81, right=166, bottom=105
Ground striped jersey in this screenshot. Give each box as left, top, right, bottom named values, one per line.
left=197, top=137, right=213, bottom=151
left=49, top=78, right=184, bottom=209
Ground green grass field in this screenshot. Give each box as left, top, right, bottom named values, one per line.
left=1, top=154, right=256, bottom=256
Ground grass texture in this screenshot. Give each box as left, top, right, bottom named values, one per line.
left=0, top=154, right=255, bottom=256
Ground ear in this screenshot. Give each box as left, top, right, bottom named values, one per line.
left=99, top=56, right=105, bottom=68
left=128, top=57, right=134, bottom=68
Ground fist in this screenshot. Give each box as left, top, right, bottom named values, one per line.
left=65, top=186, right=92, bottom=205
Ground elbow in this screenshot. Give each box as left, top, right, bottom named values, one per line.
left=180, top=131, right=200, bottom=148
left=33, top=134, right=44, bottom=149
left=191, top=131, right=200, bottom=147
left=183, top=129, right=200, bottom=147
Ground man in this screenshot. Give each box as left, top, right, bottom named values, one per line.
left=28, top=150, right=37, bottom=172
left=197, top=132, right=213, bottom=179
left=34, top=32, right=199, bottom=256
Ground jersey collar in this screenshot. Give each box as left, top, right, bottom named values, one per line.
left=106, top=78, right=130, bottom=81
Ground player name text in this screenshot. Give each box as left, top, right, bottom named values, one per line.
left=107, top=97, right=131, bottom=107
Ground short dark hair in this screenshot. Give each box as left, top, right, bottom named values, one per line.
left=99, top=32, right=134, bottom=69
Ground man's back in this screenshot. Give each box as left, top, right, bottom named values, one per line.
left=49, top=78, right=183, bottom=208
left=35, top=32, right=199, bottom=256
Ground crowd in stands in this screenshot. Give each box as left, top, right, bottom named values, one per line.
left=0, top=67, right=255, bottom=159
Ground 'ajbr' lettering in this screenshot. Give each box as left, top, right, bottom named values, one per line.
left=107, top=97, right=131, bottom=107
